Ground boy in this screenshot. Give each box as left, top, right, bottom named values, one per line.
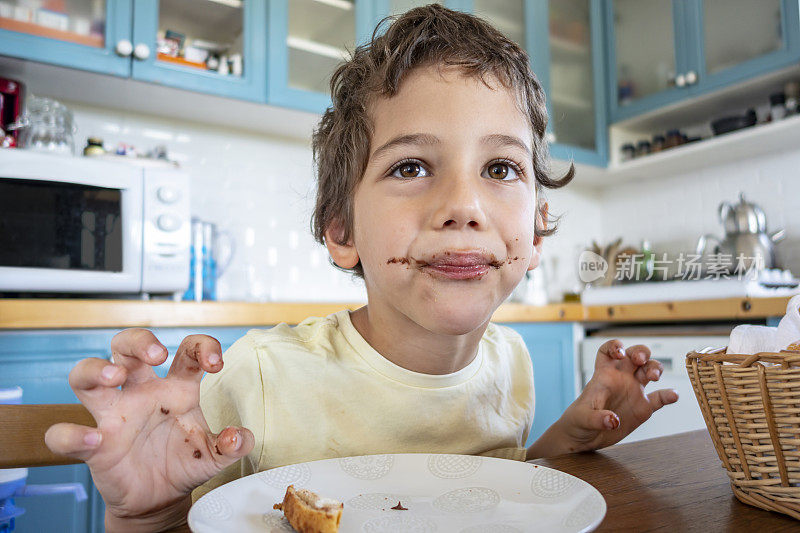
left=45, top=5, right=677, bottom=531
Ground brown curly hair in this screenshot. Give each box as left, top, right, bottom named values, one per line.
left=312, top=4, right=573, bottom=277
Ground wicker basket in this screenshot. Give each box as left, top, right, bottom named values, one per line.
left=687, top=348, right=800, bottom=520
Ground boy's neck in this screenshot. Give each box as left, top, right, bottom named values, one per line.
left=349, top=303, right=488, bottom=375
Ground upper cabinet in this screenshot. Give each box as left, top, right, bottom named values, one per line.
left=130, top=0, right=267, bottom=102
left=471, top=0, right=607, bottom=167
left=0, top=0, right=133, bottom=76
left=607, top=0, right=800, bottom=123
left=0, top=0, right=267, bottom=101
left=267, top=0, right=374, bottom=112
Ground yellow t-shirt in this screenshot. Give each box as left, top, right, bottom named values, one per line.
left=193, top=310, right=535, bottom=500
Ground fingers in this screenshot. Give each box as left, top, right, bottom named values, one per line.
left=634, top=359, right=664, bottom=386
left=69, top=357, right=126, bottom=406
left=596, top=339, right=626, bottom=368
left=625, top=345, right=651, bottom=366
left=583, top=409, right=621, bottom=431
left=45, top=423, right=103, bottom=463
left=212, top=426, right=255, bottom=462
left=167, top=335, right=223, bottom=382
left=110, top=328, right=167, bottom=382
left=647, top=389, right=679, bottom=412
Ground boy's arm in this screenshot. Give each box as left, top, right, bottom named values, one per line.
left=526, top=339, right=678, bottom=460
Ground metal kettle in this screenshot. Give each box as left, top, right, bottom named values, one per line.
left=697, top=192, right=785, bottom=272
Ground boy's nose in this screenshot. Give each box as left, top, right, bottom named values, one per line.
left=431, top=175, right=487, bottom=230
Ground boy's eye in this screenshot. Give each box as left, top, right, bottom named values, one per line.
left=484, top=161, right=520, bottom=181
left=390, top=160, right=429, bottom=179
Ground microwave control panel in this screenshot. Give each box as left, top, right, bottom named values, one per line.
left=141, top=169, right=190, bottom=293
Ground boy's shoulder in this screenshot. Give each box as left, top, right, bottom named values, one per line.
left=483, top=322, right=528, bottom=352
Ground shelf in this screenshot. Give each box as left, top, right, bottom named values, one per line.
left=287, top=36, right=348, bottom=61
left=550, top=35, right=589, bottom=57
left=606, top=113, right=800, bottom=184
left=551, top=93, right=592, bottom=111
left=0, top=17, right=103, bottom=48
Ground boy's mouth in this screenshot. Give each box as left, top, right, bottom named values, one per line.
left=388, top=251, right=504, bottom=280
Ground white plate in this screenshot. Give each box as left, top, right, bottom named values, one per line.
left=189, top=454, right=606, bottom=533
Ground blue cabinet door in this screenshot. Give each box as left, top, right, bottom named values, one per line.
left=266, top=0, right=374, bottom=113
left=0, top=0, right=132, bottom=77
left=503, top=322, right=580, bottom=448
left=130, top=0, right=268, bottom=102
left=529, top=0, right=609, bottom=167
left=605, top=0, right=692, bottom=123
left=685, top=0, right=800, bottom=96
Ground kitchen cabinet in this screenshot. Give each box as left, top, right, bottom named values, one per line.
left=0, top=327, right=250, bottom=533
left=606, top=0, right=800, bottom=123
left=0, top=0, right=133, bottom=77
left=503, top=322, right=581, bottom=447
left=266, top=0, right=375, bottom=112
left=468, top=0, right=608, bottom=166
left=0, top=0, right=267, bottom=102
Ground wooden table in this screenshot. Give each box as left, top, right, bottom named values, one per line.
left=530, top=430, right=799, bottom=531
left=167, top=430, right=797, bottom=532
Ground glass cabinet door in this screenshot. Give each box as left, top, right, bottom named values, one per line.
left=547, top=0, right=596, bottom=153
left=472, top=0, right=525, bottom=50
left=286, top=0, right=355, bottom=95
left=131, top=0, right=267, bottom=102
left=610, top=0, right=681, bottom=109
left=0, top=0, right=131, bottom=76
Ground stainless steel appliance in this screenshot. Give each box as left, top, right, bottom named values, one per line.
left=0, top=149, right=190, bottom=295
left=697, top=192, right=785, bottom=272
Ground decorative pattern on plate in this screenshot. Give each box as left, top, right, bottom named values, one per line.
left=529, top=467, right=578, bottom=498
left=427, top=454, right=482, bottom=479
left=261, top=511, right=295, bottom=532
left=362, top=515, right=438, bottom=532
left=339, top=455, right=394, bottom=480
left=459, top=524, right=522, bottom=533
left=257, top=463, right=312, bottom=488
left=562, top=491, right=605, bottom=529
left=192, top=491, right=233, bottom=521
left=432, top=487, right=501, bottom=513
left=346, top=492, right=410, bottom=511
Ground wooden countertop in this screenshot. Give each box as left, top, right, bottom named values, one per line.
left=532, top=430, right=798, bottom=531
left=0, top=296, right=792, bottom=329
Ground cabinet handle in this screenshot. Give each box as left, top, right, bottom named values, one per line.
left=675, top=73, right=687, bottom=87
left=133, top=43, right=151, bottom=61
left=115, top=39, right=133, bottom=57
left=685, top=70, right=698, bottom=85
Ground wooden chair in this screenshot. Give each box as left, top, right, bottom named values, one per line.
left=0, top=404, right=96, bottom=468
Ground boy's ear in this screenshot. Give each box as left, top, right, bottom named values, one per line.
left=528, top=202, right=548, bottom=271
left=324, top=220, right=360, bottom=269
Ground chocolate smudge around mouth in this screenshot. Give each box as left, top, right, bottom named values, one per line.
left=193, top=449, right=202, bottom=459
left=389, top=254, right=505, bottom=269
left=391, top=501, right=408, bottom=510
left=386, top=257, right=409, bottom=265
left=160, top=406, right=170, bottom=415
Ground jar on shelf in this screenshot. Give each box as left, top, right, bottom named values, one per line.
left=620, top=143, right=636, bottom=162
left=651, top=134, right=665, bottom=153
left=83, top=137, right=105, bottom=156
left=635, top=140, right=651, bottom=157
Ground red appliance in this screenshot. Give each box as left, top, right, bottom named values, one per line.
left=0, top=77, right=25, bottom=147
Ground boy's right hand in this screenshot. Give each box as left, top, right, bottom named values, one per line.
left=45, top=329, right=254, bottom=531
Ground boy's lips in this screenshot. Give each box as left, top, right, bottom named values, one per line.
left=413, top=251, right=504, bottom=280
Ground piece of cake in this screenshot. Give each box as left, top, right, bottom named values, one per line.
left=273, top=485, right=343, bottom=533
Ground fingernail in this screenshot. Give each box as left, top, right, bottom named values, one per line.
left=617, top=347, right=625, bottom=358
left=147, top=344, right=164, bottom=361
left=605, top=414, right=620, bottom=430
left=84, top=431, right=102, bottom=447
left=102, top=365, right=118, bottom=381
left=208, top=353, right=221, bottom=366
left=232, top=432, right=241, bottom=451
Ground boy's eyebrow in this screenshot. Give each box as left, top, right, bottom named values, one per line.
left=370, top=133, right=532, bottom=160
left=480, top=134, right=532, bottom=157
left=370, top=133, right=440, bottom=160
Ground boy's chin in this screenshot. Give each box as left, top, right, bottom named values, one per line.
left=417, top=297, right=501, bottom=336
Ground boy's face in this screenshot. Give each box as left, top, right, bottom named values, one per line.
left=328, top=65, right=539, bottom=335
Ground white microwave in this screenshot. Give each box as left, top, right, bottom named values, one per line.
left=0, top=149, right=190, bottom=295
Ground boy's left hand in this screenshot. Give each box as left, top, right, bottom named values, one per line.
left=560, top=339, right=678, bottom=452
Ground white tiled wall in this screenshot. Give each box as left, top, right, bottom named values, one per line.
left=68, top=101, right=367, bottom=302
left=598, top=149, right=800, bottom=277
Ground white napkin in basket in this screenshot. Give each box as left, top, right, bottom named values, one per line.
left=729, top=295, right=800, bottom=354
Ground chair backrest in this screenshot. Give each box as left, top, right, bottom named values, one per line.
left=0, top=404, right=95, bottom=468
